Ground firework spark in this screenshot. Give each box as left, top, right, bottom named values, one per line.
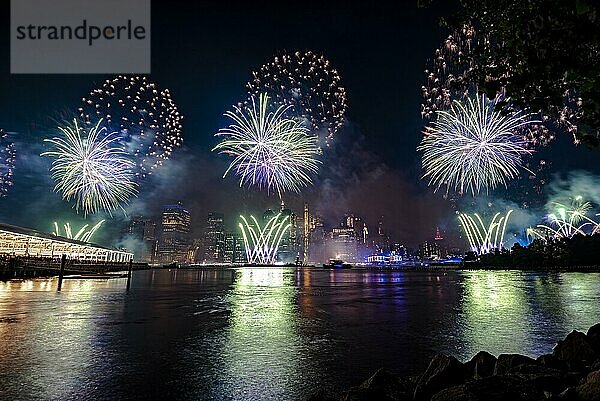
left=0, top=130, right=15, bottom=198
left=418, top=94, right=536, bottom=196
left=79, top=75, right=183, bottom=178
left=42, top=119, right=137, bottom=215
left=528, top=196, right=600, bottom=241
left=213, top=93, right=321, bottom=197
left=459, top=210, right=513, bottom=254
left=247, top=50, right=347, bottom=146
left=239, top=212, right=291, bottom=265
left=52, top=219, right=105, bottom=243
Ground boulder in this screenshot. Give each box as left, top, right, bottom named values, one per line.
left=307, top=387, right=336, bottom=401
left=553, top=330, right=596, bottom=363
left=537, top=353, right=568, bottom=371
left=494, top=354, right=536, bottom=375
left=414, top=354, right=465, bottom=401
left=588, top=324, right=600, bottom=354
left=575, top=370, right=600, bottom=401
left=358, top=368, right=413, bottom=401
left=341, top=387, right=396, bottom=401
left=509, top=363, right=570, bottom=393
left=464, top=375, right=545, bottom=401
left=465, top=351, right=497, bottom=379
left=431, top=385, right=468, bottom=401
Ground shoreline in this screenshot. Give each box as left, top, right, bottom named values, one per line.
left=310, top=323, right=600, bottom=401
left=3, top=264, right=600, bottom=281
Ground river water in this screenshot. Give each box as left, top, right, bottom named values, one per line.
left=0, top=268, right=598, bottom=400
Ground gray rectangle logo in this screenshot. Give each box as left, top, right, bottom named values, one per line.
left=11, top=0, right=150, bottom=74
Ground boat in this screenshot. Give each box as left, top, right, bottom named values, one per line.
left=324, top=259, right=353, bottom=269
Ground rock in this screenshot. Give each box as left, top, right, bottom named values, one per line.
left=465, top=375, right=545, bottom=401
left=575, top=370, right=600, bottom=401
left=307, top=387, right=336, bottom=401
left=553, top=330, right=596, bottom=363
left=494, top=354, right=537, bottom=375
left=537, top=353, right=568, bottom=371
left=509, top=363, right=569, bottom=393
left=465, top=351, right=497, bottom=379
left=358, top=368, right=413, bottom=401
left=429, top=375, right=548, bottom=401
left=414, top=354, right=465, bottom=401
left=341, top=387, right=396, bottom=401
left=431, top=385, right=468, bottom=401
left=588, top=324, right=600, bottom=354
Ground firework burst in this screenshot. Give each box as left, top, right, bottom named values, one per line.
left=214, top=94, right=321, bottom=197
left=0, top=130, right=15, bottom=198
left=42, top=119, right=137, bottom=215
left=419, top=94, right=536, bottom=196
left=247, top=50, right=347, bottom=146
left=79, top=75, right=183, bottom=178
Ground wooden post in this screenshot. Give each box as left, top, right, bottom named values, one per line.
left=126, top=259, right=133, bottom=291
left=57, top=254, right=66, bottom=291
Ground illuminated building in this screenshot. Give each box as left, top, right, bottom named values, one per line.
left=419, top=240, right=441, bottom=260
left=0, top=223, right=132, bottom=262
left=224, top=231, right=246, bottom=264
left=303, top=202, right=309, bottom=264
left=143, top=220, right=158, bottom=263
left=126, top=216, right=157, bottom=263
left=157, top=202, right=191, bottom=264
left=204, top=212, right=225, bottom=263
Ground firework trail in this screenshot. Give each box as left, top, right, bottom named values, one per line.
left=42, top=119, right=138, bottom=216
left=52, top=219, right=105, bottom=243
left=79, top=75, right=183, bottom=179
left=418, top=94, right=536, bottom=196
left=213, top=93, right=321, bottom=197
left=247, top=50, right=347, bottom=146
left=527, top=196, right=600, bottom=241
left=0, top=130, right=15, bottom=198
left=458, top=210, right=513, bottom=254
left=239, top=212, right=291, bottom=265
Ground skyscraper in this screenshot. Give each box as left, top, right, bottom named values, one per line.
left=157, top=202, right=191, bottom=264
left=303, top=202, right=309, bottom=264
left=125, top=216, right=157, bottom=263
left=223, top=231, right=245, bottom=264
left=203, top=212, right=225, bottom=263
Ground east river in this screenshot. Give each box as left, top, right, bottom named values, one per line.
left=0, top=268, right=599, bottom=400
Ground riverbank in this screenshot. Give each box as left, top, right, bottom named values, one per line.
left=310, top=323, right=600, bottom=401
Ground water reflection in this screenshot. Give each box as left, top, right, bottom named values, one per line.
left=218, top=268, right=303, bottom=400
left=0, top=269, right=599, bottom=401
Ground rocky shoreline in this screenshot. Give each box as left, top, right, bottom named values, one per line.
left=310, top=323, right=600, bottom=401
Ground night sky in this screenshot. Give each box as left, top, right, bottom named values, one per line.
left=1, top=1, right=599, bottom=249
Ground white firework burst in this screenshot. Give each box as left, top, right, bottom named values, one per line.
left=418, top=94, right=537, bottom=196
left=213, top=94, right=321, bottom=197
left=42, top=119, right=138, bottom=215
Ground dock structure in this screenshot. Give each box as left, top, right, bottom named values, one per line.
left=0, top=223, right=132, bottom=263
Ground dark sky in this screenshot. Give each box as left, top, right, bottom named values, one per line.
left=0, top=1, right=598, bottom=248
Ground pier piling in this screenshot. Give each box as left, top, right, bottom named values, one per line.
left=126, top=259, right=133, bottom=290
left=57, top=254, right=66, bottom=291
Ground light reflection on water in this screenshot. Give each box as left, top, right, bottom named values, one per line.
left=0, top=268, right=599, bottom=400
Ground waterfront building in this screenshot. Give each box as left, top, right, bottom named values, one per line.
left=0, top=223, right=132, bottom=262
left=157, top=202, right=191, bottom=264
left=203, top=212, right=225, bottom=263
